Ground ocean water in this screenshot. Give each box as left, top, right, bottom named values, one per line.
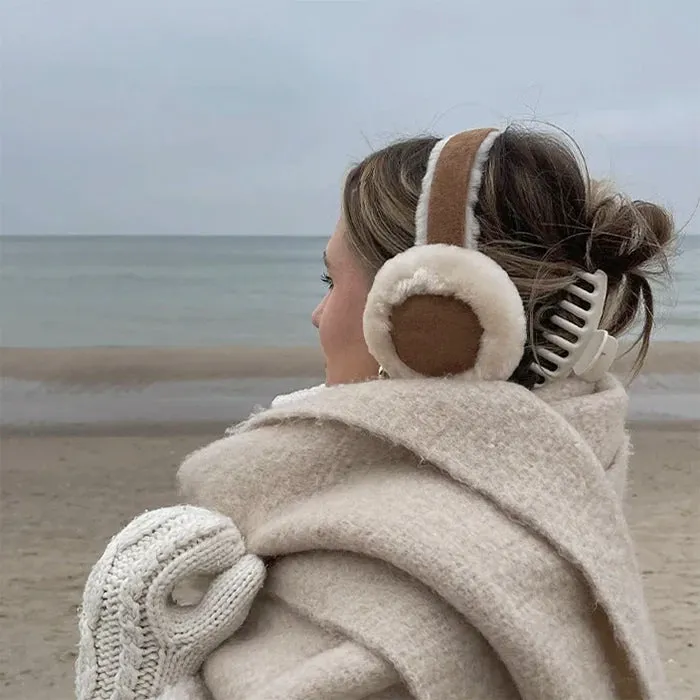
left=1, top=235, right=699, bottom=348
left=0, top=236, right=324, bottom=348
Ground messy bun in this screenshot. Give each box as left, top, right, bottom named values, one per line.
left=585, top=179, right=675, bottom=353
left=342, top=124, right=677, bottom=387
left=476, top=127, right=676, bottom=385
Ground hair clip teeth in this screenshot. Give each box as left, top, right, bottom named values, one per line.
left=568, top=285, right=596, bottom=302
left=537, top=347, right=566, bottom=365
left=550, top=314, right=583, bottom=335
left=560, top=299, right=590, bottom=319
left=544, top=331, right=575, bottom=353
left=529, top=360, right=558, bottom=381
left=532, top=270, right=617, bottom=385
left=576, top=270, right=600, bottom=286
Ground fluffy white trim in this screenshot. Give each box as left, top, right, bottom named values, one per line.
left=414, top=135, right=453, bottom=246
left=363, top=244, right=526, bottom=381
left=464, top=129, right=502, bottom=249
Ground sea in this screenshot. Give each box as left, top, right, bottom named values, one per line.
left=0, top=235, right=328, bottom=349
left=1, top=235, right=698, bottom=428
left=1, top=235, right=698, bottom=348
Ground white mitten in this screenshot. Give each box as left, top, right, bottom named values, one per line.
left=76, top=505, right=265, bottom=700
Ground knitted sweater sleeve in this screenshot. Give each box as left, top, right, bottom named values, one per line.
left=76, top=506, right=266, bottom=700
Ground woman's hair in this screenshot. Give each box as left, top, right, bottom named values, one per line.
left=342, top=125, right=676, bottom=387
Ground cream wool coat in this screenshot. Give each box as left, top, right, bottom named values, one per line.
left=177, top=375, right=668, bottom=700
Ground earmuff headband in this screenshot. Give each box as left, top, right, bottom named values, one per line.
left=416, top=128, right=501, bottom=249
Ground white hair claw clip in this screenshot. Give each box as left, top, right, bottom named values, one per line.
left=531, top=269, right=619, bottom=384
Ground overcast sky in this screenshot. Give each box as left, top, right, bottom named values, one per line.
left=3, top=0, right=699, bottom=236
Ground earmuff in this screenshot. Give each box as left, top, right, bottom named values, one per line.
left=362, top=128, right=528, bottom=381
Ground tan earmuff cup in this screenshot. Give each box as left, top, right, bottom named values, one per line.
left=390, top=294, right=484, bottom=377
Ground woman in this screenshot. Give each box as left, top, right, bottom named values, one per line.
left=77, top=125, right=675, bottom=700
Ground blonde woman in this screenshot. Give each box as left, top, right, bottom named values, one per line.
left=78, top=125, right=675, bottom=700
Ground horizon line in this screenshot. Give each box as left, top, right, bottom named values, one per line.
left=0, top=233, right=329, bottom=238
left=2, top=231, right=699, bottom=238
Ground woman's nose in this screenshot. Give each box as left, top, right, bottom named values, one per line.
left=311, top=297, right=325, bottom=329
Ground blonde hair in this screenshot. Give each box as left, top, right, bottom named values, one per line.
left=342, top=125, right=676, bottom=387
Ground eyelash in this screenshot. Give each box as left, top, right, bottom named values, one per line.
left=321, top=272, right=334, bottom=289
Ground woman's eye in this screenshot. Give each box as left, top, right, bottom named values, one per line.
left=321, top=273, right=334, bottom=289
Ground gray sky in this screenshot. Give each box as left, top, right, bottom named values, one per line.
left=3, top=0, right=699, bottom=236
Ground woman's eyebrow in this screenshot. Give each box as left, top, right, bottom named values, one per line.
left=323, top=251, right=331, bottom=270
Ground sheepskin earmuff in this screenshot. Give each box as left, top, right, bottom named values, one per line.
left=362, top=128, right=527, bottom=380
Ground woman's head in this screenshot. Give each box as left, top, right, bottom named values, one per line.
left=311, top=218, right=380, bottom=385
left=313, top=125, right=676, bottom=387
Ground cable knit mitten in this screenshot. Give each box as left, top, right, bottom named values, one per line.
left=76, top=505, right=266, bottom=700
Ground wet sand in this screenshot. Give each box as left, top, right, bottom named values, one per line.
left=1, top=421, right=698, bottom=699
left=1, top=341, right=697, bottom=387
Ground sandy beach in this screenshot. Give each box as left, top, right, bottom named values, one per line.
left=1, top=341, right=698, bottom=698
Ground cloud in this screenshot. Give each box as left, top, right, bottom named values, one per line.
left=2, top=0, right=699, bottom=235
left=571, top=99, right=700, bottom=143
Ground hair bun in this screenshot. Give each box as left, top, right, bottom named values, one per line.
left=586, top=180, right=675, bottom=281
